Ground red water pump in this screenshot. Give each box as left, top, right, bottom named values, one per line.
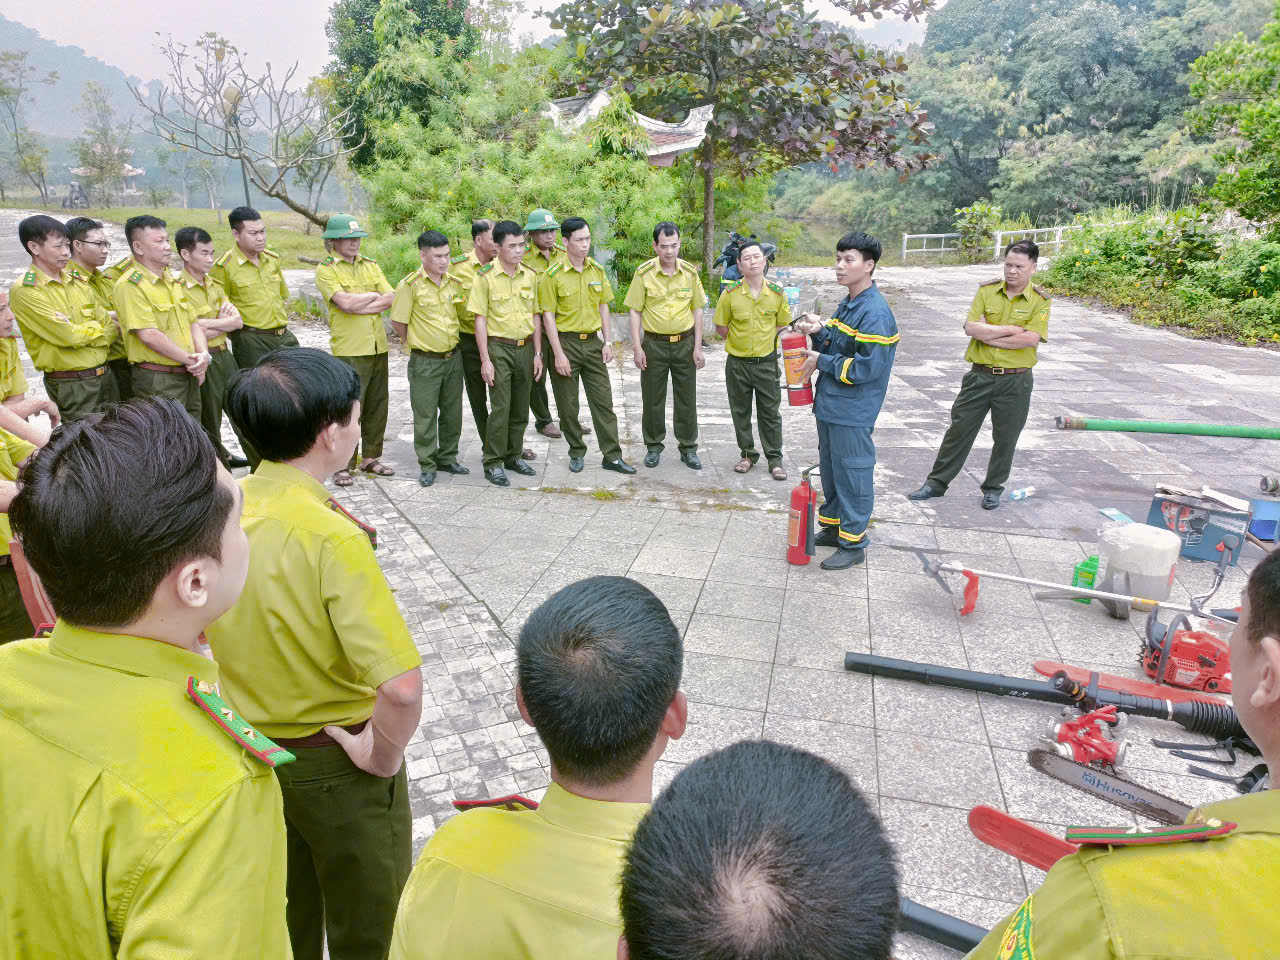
left=787, top=465, right=820, bottom=565
left=780, top=326, right=813, bottom=406
left=1045, top=705, right=1127, bottom=769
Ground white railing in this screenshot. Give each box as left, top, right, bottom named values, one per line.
left=901, top=232, right=963, bottom=259
left=902, top=220, right=1151, bottom=263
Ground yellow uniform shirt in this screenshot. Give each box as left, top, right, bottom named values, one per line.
left=113, top=266, right=198, bottom=366
left=68, top=264, right=126, bottom=362
left=466, top=263, right=539, bottom=341
left=965, top=790, right=1280, bottom=960
left=315, top=254, right=394, bottom=357
left=9, top=265, right=111, bottom=372
left=450, top=251, right=490, bottom=335
left=713, top=277, right=793, bottom=357
left=180, top=269, right=231, bottom=349
left=210, top=248, right=289, bottom=330
left=623, top=258, right=707, bottom=336
left=390, top=782, right=648, bottom=960
left=0, top=427, right=35, bottom=558
left=540, top=257, right=614, bottom=334
left=205, top=461, right=421, bottom=738
left=963, top=279, right=1050, bottom=369
left=390, top=268, right=463, bottom=353
left=0, top=622, right=292, bottom=958
left=101, top=254, right=136, bottom=285
left=525, top=240, right=565, bottom=311
left=0, top=336, right=29, bottom=398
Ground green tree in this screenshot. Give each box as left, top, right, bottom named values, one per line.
left=325, top=0, right=478, bottom=167
left=0, top=50, right=56, bottom=204
left=546, top=0, right=935, bottom=275
left=71, top=81, right=133, bottom=205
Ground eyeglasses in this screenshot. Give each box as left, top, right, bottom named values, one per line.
left=79, top=239, right=111, bottom=250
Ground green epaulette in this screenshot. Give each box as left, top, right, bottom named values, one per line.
left=635, top=258, right=656, bottom=275
left=1033, top=284, right=1051, bottom=300
left=451, top=253, right=468, bottom=264
left=127, top=270, right=144, bottom=285
left=21, top=270, right=36, bottom=287
left=979, top=277, right=1002, bottom=287
left=587, top=256, right=602, bottom=270
left=767, top=280, right=783, bottom=295
left=321, top=255, right=335, bottom=266
left=214, top=251, right=231, bottom=267
left=263, top=248, right=280, bottom=260
left=677, top=258, right=699, bottom=275
left=725, top=279, right=743, bottom=292
left=476, top=262, right=494, bottom=275
left=1065, top=820, right=1236, bottom=846
left=111, top=255, right=131, bottom=270
left=186, top=677, right=295, bottom=768
left=445, top=270, right=463, bottom=285
left=546, top=262, right=562, bottom=277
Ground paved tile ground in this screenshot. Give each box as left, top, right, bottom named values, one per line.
left=7, top=225, right=1279, bottom=958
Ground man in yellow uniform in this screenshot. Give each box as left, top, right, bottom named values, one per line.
left=966, top=547, right=1280, bottom=960
left=209, top=347, right=423, bottom=960
left=468, top=219, right=543, bottom=487
left=176, top=225, right=252, bottom=468
left=0, top=287, right=61, bottom=445
left=211, top=205, right=299, bottom=369
left=0, top=398, right=292, bottom=956
left=541, top=215, right=634, bottom=475
left=390, top=575, right=687, bottom=959
left=66, top=216, right=130, bottom=402
left=713, top=239, right=792, bottom=481
left=909, top=239, right=1049, bottom=511
left=9, top=215, right=114, bottom=420
left=625, top=221, right=707, bottom=470
left=523, top=207, right=566, bottom=440
left=113, top=215, right=209, bottom=421
left=0, top=427, right=37, bottom=642
left=316, top=214, right=395, bottom=485
left=390, top=229, right=470, bottom=488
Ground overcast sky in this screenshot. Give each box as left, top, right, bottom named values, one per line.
left=0, top=0, right=922, bottom=84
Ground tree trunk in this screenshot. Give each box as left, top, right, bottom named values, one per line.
left=260, top=181, right=328, bottom=228
left=701, top=132, right=715, bottom=278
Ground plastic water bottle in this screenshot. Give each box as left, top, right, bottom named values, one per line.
left=1009, top=486, right=1037, bottom=501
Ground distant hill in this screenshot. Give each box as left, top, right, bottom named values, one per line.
left=0, top=14, right=148, bottom=138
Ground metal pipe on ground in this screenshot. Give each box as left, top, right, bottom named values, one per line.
left=1056, top=416, right=1280, bottom=440
left=899, top=897, right=988, bottom=953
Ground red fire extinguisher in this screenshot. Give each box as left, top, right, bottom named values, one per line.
left=780, top=326, right=814, bottom=406
left=787, top=465, right=820, bottom=565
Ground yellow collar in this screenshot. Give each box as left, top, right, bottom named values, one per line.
left=253, top=460, right=332, bottom=503
left=535, top=781, right=650, bottom=842
left=50, top=620, right=218, bottom=686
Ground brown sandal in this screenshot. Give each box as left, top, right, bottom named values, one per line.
left=733, top=458, right=754, bottom=474
left=770, top=465, right=788, bottom=481
left=360, top=459, right=395, bottom=477
left=333, top=469, right=355, bottom=487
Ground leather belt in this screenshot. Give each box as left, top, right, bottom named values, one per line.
left=570, top=332, right=599, bottom=340
left=737, top=352, right=779, bottom=364
left=645, top=327, right=694, bottom=343
left=134, top=362, right=190, bottom=375
left=209, top=344, right=228, bottom=354
left=972, top=363, right=1030, bottom=376
left=489, top=336, right=530, bottom=347
left=45, top=365, right=107, bottom=380
left=238, top=326, right=289, bottom=336
left=412, top=348, right=455, bottom=359
left=273, top=719, right=368, bottom=749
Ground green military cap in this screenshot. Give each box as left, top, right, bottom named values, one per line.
left=321, top=214, right=369, bottom=240
left=524, top=208, right=559, bottom=232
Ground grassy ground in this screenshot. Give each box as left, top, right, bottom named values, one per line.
left=2, top=202, right=329, bottom=266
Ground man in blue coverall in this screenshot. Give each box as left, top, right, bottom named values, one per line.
left=795, top=232, right=898, bottom=570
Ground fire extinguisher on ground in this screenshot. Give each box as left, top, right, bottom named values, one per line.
left=788, top=465, right=821, bottom=565
left=780, top=325, right=814, bottom=407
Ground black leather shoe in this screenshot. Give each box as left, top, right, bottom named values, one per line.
left=569, top=457, right=585, bottom=473
left=484, top=467, right=510, bottom=486
left=602, top=458, right=637, bottom=475
left=419, top=470, right=436, bottom=487
left=814, top=527, right=841, bottom=548
left=981, top=491, right=1001, bottom=510
left=225, top=454, right=250, bottom=469
left=438, top=462, right=470, bottom=475
left=908, top=480, right=945, bottom=501
left=680, top=452, right=702, bottom=471
left=644, top=451, right=660, bottom=468
left=821, top=547, right=867, bottom=570
left=505, top=459, right=536, bottom=477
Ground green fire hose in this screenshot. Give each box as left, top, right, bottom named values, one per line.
left=1056, top=416, right=1280, bottom=440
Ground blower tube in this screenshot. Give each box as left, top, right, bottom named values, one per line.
left=1055, top=417, right=1280, bottom=440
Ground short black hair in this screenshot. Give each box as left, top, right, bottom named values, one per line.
left=125, top=215, right=167, bottom=249
left=65, top=217, right=103, bottom=244
left=492, top=220, right=524, bottom=246
left=417, top=229, right=449, bottom=250
left=653, top=221, right=680, bottom=243
left=620, top=740, right=900, bottom=960
left=1247, top=549, right=1280, bottom=644
left=836, top=231, right=882, bottom=274
left=10, top=399, right=233, bottom=628
left=560, top=216, right=589, bottom=239
left=736, top=239, right=764, bottom=262
left=225, top=348, right=360, bottom=463
left=18, top=215, right=68, bottom=257
left=229, top=206, right=261, bottom=231
left=471, top=218, right=494, bottom=241
left=517, top=576, right=682, bottom=785
left=175, top=226, right=213, bottom=254
left=1005, top=238, right=1040, bottom=262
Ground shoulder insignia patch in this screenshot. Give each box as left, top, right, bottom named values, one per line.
left=767, top=280, right=783, bottom=294
left=21, top=270, right=36, bottom=287
left=979, top=277, right=1002, bottom=287
left=186, top=677, right=296, bottom=767
left=1033, top=284, right=1051, bottom=300
left=444, top=270, right=464, bottom=285
left=451, top=253, right=468, bottom=264
left=127, top=271, right=144, bottom=285
left=476, top=262, right=494, bottom=275
left=726, top=279, right=743, bottom=292
left=678, top=258, right=696, bottom=274
left=587, top=256, right=602, bottom=270
left=452, top=793, right=540, bottom=813
left=111, top=255, right=132, bottom=269
left=635, top=258, right=656, bottom=275
left=326, top=496, right=377, bottom=549
left=547, top=262, right=562, bottom=277
left=321, top=256, right=335, bottom=266
left=1065, top=820, right=1236, bottom=846
left=214, top=251, right=231, bottom=266
left=994, top=897, right=1035, bottom=960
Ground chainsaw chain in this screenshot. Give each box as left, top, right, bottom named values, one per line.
left=1027, top=748, right=1193, bottom=826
